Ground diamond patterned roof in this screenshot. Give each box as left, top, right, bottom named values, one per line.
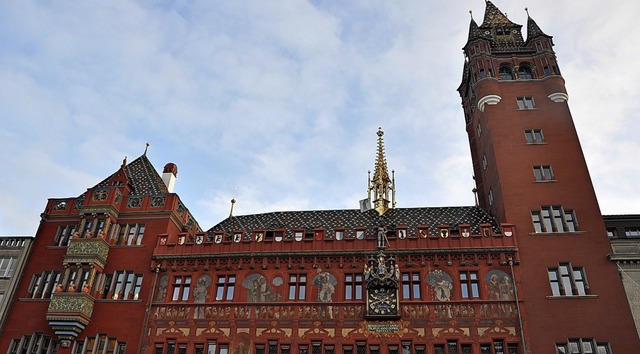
left=80, top=155, right=168, bottom=197
left=208, top=206, right=500, bottom=237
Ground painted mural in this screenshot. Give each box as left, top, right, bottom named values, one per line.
left=312, top=269, right=337, bottom=302
left=193, top=274, right=212, bottom=303
left=427, top=269, right=454, bottom=301
left=242, top=273, right=282, bottom=302
left=485, top=269, right=515, bottom=300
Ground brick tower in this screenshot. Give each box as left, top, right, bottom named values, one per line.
left=458, top=2, right=639, bottom=353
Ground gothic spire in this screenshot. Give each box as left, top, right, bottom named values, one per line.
left=480, top=0, right=518, bottom=28
left=368, top=127, right=396, bottom=215
left=525, top=8, right=552, bottom=40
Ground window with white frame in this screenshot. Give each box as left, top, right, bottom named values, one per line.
left=556, top=338, right=611, bottom=354
left=533, top=165, right=554, bottom=181
left=531, top=206, right=578, bottom=233
left=525, top=129, right=544, bottom=144
left=0, top=256, right=17, bottom=278
left=548, top=263, right=589, bottom=296
left=516, top=96, right=535, bottom=110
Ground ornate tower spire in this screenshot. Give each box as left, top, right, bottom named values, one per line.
left=368, top=127, right=396, bottom=215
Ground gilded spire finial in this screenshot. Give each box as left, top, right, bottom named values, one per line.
left=368, top=127, right=396, bottom=215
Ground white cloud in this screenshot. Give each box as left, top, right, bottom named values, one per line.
left=0, top=0, right=638, bottom=234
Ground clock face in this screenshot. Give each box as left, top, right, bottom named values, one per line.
left=368, top=288, right=397, bottom=315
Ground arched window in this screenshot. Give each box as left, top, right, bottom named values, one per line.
left=499, top=65, right=514, bottom=80
left=518, top=63, right=534, bottom=79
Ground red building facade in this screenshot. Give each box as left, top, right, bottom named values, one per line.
left=458, top=1, right=639, bottom=353
left=1, top=2, right=638, bottom=354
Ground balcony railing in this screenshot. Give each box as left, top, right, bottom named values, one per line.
left=151, top=301, right=518, bottom=322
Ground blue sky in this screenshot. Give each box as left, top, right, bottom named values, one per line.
left=1, top=1, right=639, bottom=235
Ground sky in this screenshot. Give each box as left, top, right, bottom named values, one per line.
left=1, top=0, right=639, bottom=235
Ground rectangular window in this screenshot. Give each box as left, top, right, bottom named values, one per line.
left=533, top=165, right=554, bottom=181
left=344, top=273, right=363, bottom=300
left=531, top=206, right=578, bottom=233
left=556, top=339, right=610, bottom=354
left=516, top=96, right=535, bottom=109
left=207, top=342, right=217, bottom=354
left=54, top=224, right=77, bottom=246
left=28, top=271, right=61, bottom=299
left=548, top=263, right=588, bottom=296
left=216, top=275, right=236, bottom=301
left=401, top=272, right=421, bottom=300
left=482, top=154, right=488, bottom=171
left=625, top=227, right=640, bottom=238
left=525, top=129, right=545, bottom=144
left=101, top=270, right=142, bottom=300
left=476, top=122, right=482, bottom=137
left=288, top=274, right=307, bottom=300
left=343, top=346, right=353, bottom=354
left=488, top=189, right=494, bottom=206
left=0, top=257, right=17, bottom=278
left=459, top=271, right=480, bottom=299
left=171, top=276, right=192, bottom=301
left=111, top=223, right=145, bottom=245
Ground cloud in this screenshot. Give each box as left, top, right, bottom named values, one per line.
left=0, top=0, right=638, bottom=234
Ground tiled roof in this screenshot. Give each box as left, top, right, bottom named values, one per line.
left=80, top=155, right=168, bottom=197
left=208, top=206, right=501, bottom=237
left=526, top=15, right=550, bottom=40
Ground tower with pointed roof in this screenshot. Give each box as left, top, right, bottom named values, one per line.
left=368, top=128, right=396, bottom=216
left=459, top=1, right=640, bottom=353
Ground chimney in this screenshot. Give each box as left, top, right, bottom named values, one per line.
left=162, top=163, right=178, bottom=193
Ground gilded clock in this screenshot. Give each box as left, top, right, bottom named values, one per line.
left=367, top=288, right=398, bottom=316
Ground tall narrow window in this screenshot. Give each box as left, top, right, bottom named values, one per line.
left=482, top=154, right=488, bottom=171
left=459, top=271, right=480, bottom=299
left=401, top=272, right=421, bottom=300
left=345, top=273, right=363, bottom=300
left=288, top=274, right=307, bottom=300
left=548, top=263, right=588, bottom=296
left=516, top=96, right=535, bottom=110
left=488, top=189, right=494, bottom=206
left=0, top=257, right=17, bottom=278
left=171, top=276, right=192, bottom=301
left=55, top=224, right=77, bottom=246
left=533, top=165, right=554, bottom=181
left=524, top=129, right=544, bottom=144
left=216, top=275, right=236, bottom=301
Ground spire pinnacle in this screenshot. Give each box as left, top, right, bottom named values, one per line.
left=368, top=127, right=396, bottom=215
